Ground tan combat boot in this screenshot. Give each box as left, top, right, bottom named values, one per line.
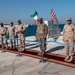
left=21, top=47, right=25, bottom=51
left=42, top=50, right=46, bottom=55
left=64, top=53, right=70, bottom=62
left=13, top=46, right=16, bottom=49
left=5, top=45, right=8, bottom=49
left=67, top=55, right=74, bottom=62
left=38, top=51, right=42, bottom=55
left=9, top=46, right=13, bottom=49
left=65, top=55, right=70, bottom=62
left=18, top=46, right=23, bottom=52
left=38, top=51, right=45, bottom=55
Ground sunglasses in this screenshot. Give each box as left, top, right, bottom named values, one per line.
left=67, top=20, right=71, bottom=21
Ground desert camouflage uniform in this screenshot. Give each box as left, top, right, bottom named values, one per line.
left=7, top=24, right=16, bottom=49
left=63, top=24, right=75, bottom=62
left=0, top=24, right=8, bottom=49
left=36, top=23, right=48, bottom=54
left=16, top=23, right=26, bottom=51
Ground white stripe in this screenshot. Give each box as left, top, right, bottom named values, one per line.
left=33, top=15, right=38, bottom=20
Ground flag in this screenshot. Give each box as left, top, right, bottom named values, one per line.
left=30, top=11, right=39, bottom=22
left=50, top=10, right=59, bottom=24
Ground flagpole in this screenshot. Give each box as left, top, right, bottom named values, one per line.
left=34, top=9, right=36, bottom=25
left=51, top=9, right=54, bottom=38
left=35, top=20, right=36, bottom=25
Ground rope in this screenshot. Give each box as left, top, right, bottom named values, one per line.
left=0, top=37, right=75, bottom=48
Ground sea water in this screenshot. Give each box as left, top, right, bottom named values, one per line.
left=25, top=24, right=65, bottom=37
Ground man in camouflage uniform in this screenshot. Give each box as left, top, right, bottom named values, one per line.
left=62, top=18, right=75, bottom=62
left=7, top=22, right=16, bottom=49
left=16, top=19, right=26, bottom=52
left=0, top=23, right=8, bottom=50
left=36, top=18, right=48, bottom=55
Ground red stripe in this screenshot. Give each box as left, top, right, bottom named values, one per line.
left=50, top=11, right=59, bottom=24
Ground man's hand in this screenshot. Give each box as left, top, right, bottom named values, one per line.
left=63, top=38, right=65, bottom=42
left=44, top=36, right=47, bottom=39
left=6, top=34, right=8, bottom=37
left=16, top=30, right=21, bottom=33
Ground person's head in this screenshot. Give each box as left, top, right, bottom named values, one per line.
left=0, top=23, right=3, bottom=27
left=38, top=18, right=43, bottom=24
left=17, top=19, right=21, bottom=25
left=67, top=17, right=72, bottom=25
left=10, top=22, right=13, bottom=26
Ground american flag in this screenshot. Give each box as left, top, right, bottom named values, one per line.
left=50, top=10, right=59, bottom=24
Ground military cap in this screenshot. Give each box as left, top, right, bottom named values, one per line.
left=17, top=19, right=21, bottom=22
left=39, top=18, right=43, bottom=21
left=67, top=17, right=72, bottom=21
left=10, top=21, right=13, bottom=24
left=0, top=22, right=3, bottom=25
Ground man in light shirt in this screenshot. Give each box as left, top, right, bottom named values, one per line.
left=7, top=22, right=16, bottom=49
left=16, top=19, right=26, bottom=53
left=0, top=23, right=8, bottom=51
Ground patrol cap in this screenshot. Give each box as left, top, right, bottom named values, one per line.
left=10, top=21, right=13, bottom=24
left=39, top=18, right=43, bottom=21
left=0, top=22, right=3, bottom=25
left=67, top=17, right=72, bottom=21
left=17, top=19, right=21, bottom=22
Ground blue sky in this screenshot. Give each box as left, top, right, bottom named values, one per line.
left=0, top=0, right=75, bottom=24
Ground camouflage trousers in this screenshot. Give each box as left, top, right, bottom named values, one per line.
left=9, top=36, right=16, bottom=48
left=64, top=39, right=74, bottom=56
left=18, top=35, right=25, bottom=51
left=38, top=38, right=46, bottom=54
left=0, top=35, right=8, bottom=48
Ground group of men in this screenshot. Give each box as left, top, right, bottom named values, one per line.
left=0, top=17, right=74, bottom=62
left=0, top=19, right=26, bottom=52
left=0, top=18, right=48, bottom=56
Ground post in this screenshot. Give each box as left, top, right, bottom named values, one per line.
left=51, top=9, right=54, bottom=38
left=16, top=34, right=19, bottom=50
left=2, top=37, right=4, bottom=49
left=35, top=20, right=36, bottom=25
